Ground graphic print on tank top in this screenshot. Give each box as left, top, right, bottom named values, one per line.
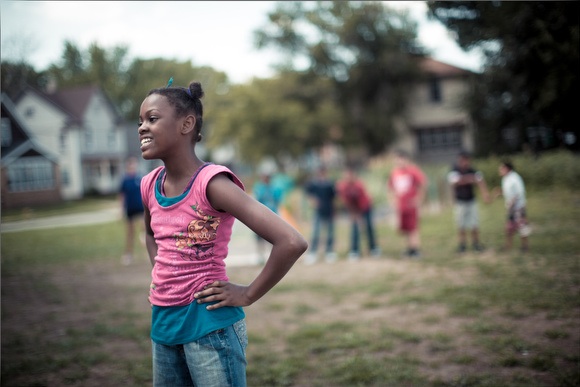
left=174, top=204, right=221, bottom=261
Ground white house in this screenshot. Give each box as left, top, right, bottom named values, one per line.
left=1, top=93, right=61, bottom=209
left=15, top=85, right=128, bottom=199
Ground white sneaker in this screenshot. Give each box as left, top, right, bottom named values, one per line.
left=325, top=252, right=338, bottom=263
left=347, top=252, right=361, bottom=262
left=121, top=253, right=133, bottom=266
left=370, top=248, right=382, bottom=259
left=304, top=253, right=318, bottom=265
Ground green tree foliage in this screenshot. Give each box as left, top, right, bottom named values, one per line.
left=43, top=40, right=230, bottom=124
left=428, top=1, right=580, bottom=154
left=0, top=61, right=49, bottom=100
left=255, top=0, right=425, bottom=155
left=208, top=70, right=343, bottom=167
left=48, top=41, right=134, bottom=118
left=123, top=58, right=229, bottom=123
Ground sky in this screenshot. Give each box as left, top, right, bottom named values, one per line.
left=1, top=1, right=484, bottom=84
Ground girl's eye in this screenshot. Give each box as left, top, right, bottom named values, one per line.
left=149, top=116, right=158, bottom=123
left=137, top=121, right=143, bottom=127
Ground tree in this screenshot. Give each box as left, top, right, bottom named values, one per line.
left=255, top=1, right=425, bottom=155
left=44, top=41, right=230, bottom=123
left=0, top=61, right=48, bottom=100
left=208, top=70, right=343, bottom=167
left=428, top=1, right=580, bottom=153
left=123, top=57, right=229, bottom=122
left=0, top=34, right=49, bottom=99
left=47, top=41, right=132, bottom=116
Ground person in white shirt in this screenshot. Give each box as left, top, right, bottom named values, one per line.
left=492, top=161, right=531, bottom=252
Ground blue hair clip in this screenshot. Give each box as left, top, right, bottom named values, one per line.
left=166, top=77, right=174, bottom=88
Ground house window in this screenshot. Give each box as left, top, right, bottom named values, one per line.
left=1, top=118, right=12, bottom=147
left=61, top=169, right=70, bottom=185
left=60, top=132, right=67, bottom=151
left=85, top=127, right=93, bottom=150
left=417, top=126, right=462, bottom=153
left=110, top=163, right=118, bottom=179
left=7, top=156, right=55, bottom=192
left=429, top=77, right=442, bottom=103
left=108, top=129, right=116, bottom=148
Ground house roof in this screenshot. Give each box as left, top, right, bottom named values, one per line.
left=1, top=93, right=30, bottom=152
left=49, top=85, right=100, bottom=124
left=418, top=57, right=474, bottom=78
left=1, top=93, right=59, bottom=166
left=17, top=84, right=123, bottom=127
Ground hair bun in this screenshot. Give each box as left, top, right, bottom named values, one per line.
left=188, top=82, right=205, bottom=100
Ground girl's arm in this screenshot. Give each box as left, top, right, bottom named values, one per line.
left=194, top=173, right=308, bottom=310
left=143, top=207, right=157, bottom=266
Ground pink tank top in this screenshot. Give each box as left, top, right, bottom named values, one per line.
left=141, top=164, right=245, bottom=307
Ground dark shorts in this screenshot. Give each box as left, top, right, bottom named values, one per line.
left=399, top=207, right=418, bottom=232
left=126, top=208, right=144, bottom=220
left=506, top=207, right=531, bottom=236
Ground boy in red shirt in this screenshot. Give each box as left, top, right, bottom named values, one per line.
left=387, top=150, right=427, bottom=258
left=336, top=166, right=381, bottom=261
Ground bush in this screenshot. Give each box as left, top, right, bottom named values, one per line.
left=476, top=150, right=580, bottom=192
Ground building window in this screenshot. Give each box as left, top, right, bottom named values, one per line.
left=110, top=162, right=118, bottom=179
left=85, top=127, right=93, bottom=150
left=417, top=126, right=462, bottom=153
left=429, top=77, right=442, bottom=103
left=60, top=132, right=67, bottom=151
left=1, top=118, right=12, bottom=147
left=108, top=129, right=116, bottom=148
left=61, top=169, right=70, bottom=185
left=7, top=156, right=55, bottom=192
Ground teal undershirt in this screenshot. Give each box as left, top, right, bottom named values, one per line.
left=151, top=169, right=245, bottom=346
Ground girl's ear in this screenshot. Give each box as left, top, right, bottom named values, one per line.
left=181, top=115, right=196, bottom=134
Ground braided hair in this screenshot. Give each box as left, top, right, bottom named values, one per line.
left=148, top=81, right=205, bottom=142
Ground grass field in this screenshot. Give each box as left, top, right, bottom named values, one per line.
left=1, top=188, right=579, bottom=386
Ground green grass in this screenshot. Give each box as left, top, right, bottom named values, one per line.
left=1, top=186, right=579, bottom=386
left=0, top=195, right=118, bottom=222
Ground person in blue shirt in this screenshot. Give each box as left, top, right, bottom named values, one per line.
left=304, top=165, right=337, bottom=264
left=252, top=173, right=283, bottom=263
left=119, top=156, right=144, bottom=265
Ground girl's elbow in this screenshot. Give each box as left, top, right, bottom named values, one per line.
left=292, top=234, right=309, bottom=256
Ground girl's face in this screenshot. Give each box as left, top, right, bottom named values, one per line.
left=138, top=94, right=183, bottom=160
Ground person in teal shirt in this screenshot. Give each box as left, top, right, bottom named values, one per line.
left=252, top=173, right=283, bottom=263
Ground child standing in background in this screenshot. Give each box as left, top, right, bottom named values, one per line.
left=336, top=166, right=381, bottom=261
left=447, top=151, right=490, bottom=253
left=304, top=166, right=337, bottom=264
left=138, top=79, right=307, bottom=386
left=387, top=150, right=427, bottom=258
left=252, top=172, right=283, bottom=264
left=493, top=160, right=530, bottom=252
left=119, top=156, right=144, bottom=265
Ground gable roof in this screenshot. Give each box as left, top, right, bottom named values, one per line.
left=1, top=93, right=31, bottom=152
left=17, top=84, right=123, bottom=127
left=1, top=93, right=59, bottom=166
left=419, top=57, right=474, bottom=78
left=49, top=85, right=99, bottom=124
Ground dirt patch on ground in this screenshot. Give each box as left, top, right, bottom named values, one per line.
left=2, top=253, right=579, bottom=386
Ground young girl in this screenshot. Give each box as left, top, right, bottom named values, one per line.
left=138, top=80, right=308, bottom=386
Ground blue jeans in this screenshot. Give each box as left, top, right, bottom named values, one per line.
left=351, top=209, right=377, bottom=254
left=152, top=319, right=248, bottom=387
left=311, top=213, right=334, bottom=252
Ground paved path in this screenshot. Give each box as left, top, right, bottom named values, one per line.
left=1, top=207, right=264, bottom=267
